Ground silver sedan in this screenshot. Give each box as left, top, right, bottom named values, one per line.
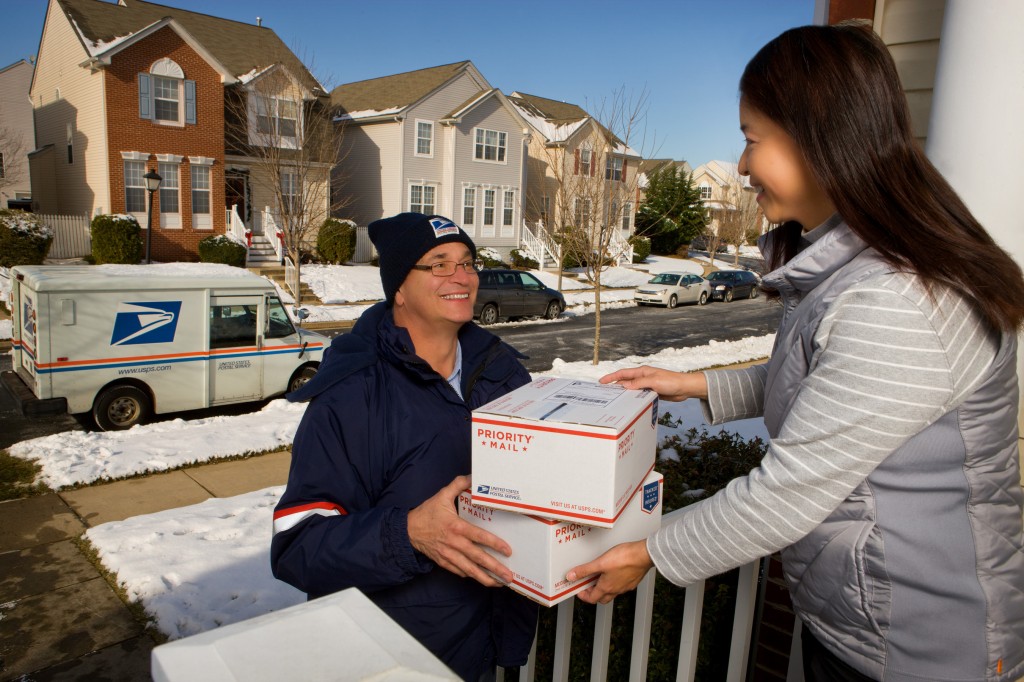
left=634, top=272, right=710, bottom=308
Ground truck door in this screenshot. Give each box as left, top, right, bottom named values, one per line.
left=209, top=296, right=264, bottom=403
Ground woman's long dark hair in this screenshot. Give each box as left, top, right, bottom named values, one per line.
left=742, top=22, right=1024, bottom=331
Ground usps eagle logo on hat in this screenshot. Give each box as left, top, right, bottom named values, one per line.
left=429, top=217, right=460, bottom=238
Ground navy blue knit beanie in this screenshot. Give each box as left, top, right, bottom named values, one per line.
left=368, top=213, right=477, bottom=306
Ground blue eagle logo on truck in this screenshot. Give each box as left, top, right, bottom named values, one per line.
left=110, top=302, right=182, bottom=346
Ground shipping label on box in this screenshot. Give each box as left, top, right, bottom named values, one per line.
left=459, top=471, right=663, bottom=607
left=471, top=377, right=658, bottom=527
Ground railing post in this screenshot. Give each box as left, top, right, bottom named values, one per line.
left=726, top=561, right=759, bottom=682
left=677, top=580, right=706, bottom=682
left=629, top=568, right=656, bottom=682
left=553, top=598, right=575, bottom=682
left=591, top=600, right=614, bottom=681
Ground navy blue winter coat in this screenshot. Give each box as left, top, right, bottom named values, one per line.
left=270, top=302, right=538, bottom=681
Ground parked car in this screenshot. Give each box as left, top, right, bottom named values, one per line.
left=634, top=272, right=710, bottom=308
left=706, top=270, right=760, bottom=302
left=474, top=269, right=566, bottom=325
left=688, top=236, right=730, bottom=254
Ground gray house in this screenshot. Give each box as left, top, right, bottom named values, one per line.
left=332, top=61, right=532, bottom=260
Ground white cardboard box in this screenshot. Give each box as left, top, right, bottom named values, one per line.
left=471, top=377, right=658, bottom=527
left=459, top=470, right=663, bottom=607
left=151, top=587, right=457, bottom=681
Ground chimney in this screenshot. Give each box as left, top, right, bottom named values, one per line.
left=256, top=17, right=262, bottom=27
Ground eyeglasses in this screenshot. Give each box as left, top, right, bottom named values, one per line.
left=410, top=259, right=484, bottom=277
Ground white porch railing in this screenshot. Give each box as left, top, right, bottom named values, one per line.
left=284, top=257, right=300, bottom=302
left=606, top=228, right=634, bottom=267
left=519, top=220, right=560, bottom=272
left=226, top=205, right=249, bottom=265
left=37, top=213, right=91, bottom=259
left=262, top=207, right=285, bottom=264
left=504, top=506, right=763, bottom=682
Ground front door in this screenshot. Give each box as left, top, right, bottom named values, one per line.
left=225, top=174, right=250, bottom=232
left=209, top=296, right=263, bottom=403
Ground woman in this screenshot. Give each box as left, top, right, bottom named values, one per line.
left=567, top=23, right=1024, bottom=682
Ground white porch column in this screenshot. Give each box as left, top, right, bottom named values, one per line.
left=925, top=0, right=1024, bottom=437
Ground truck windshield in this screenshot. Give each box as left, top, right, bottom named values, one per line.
left=266, top=297, right=296, bottom=339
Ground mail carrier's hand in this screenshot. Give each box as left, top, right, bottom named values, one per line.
left=407, top=475, right=514, bottom=588
left=567, top=540, right=654, bottom=605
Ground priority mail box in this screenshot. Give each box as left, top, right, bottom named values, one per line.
left=459, top=470, right=663, bottom=607
left=472, top=376, right=658, bottom=527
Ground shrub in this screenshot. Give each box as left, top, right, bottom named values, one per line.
left=478, top=247, right=505, bottom=268
left=198, top=234, right=247, bottom=267
left=629, top=235, right=651, bottom=264
left=508, top=249, right=538, bottom=270
left=91, top=214, right=142, bottom=264
left=316, top=218, right=357, bottom=265
left=533, top=427, right=768, bottom=681
left=0, top=209, right=53, bottom=268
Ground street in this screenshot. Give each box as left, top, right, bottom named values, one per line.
left=0, top=298, right=782, bottom=443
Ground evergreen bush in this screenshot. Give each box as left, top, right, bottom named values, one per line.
left=316, top=218, right=357, bottom=265
left=509, top=249, right=538, bottom=270
left=91, top=214, right=142, bottom=265
left=198, top=234, right=247, bottom=267
left=629, top=235, right=651, bottom=264
left=478, top=247, right=505, bottom=268
left=0, top=209, right=53, bottom=268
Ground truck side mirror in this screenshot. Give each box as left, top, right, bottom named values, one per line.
left=294, top=307, right=310, bottom=320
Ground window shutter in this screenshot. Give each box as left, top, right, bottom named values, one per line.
left=591, top=153, right=598, bottom=177
left=184, top=80, right=196, bottom=124
left=622, top=158, right=628, bottom=182
left=574, top=149, right=580, bottom=175
left=138, top=73, right=151, bottom=119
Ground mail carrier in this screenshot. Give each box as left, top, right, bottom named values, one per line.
left=2, top=264, right=327, bottom=430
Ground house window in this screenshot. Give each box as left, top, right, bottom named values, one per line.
left=605, top=156, right=623, bottom=181
left=138, top=59, right=195, bottom=126
left=474, top=128, right=506, bottom=162
left=191, top=164, right=211, bottom=227
left=503, top=190, right=515, bottom=227
left=410, top=184, right=436, bottom=215
left=574, top=197, right=592, bottom=227
left=699, top=184, right=712, bottom=200
left=578, top=148, right=591, bottom=176
left=463, top=187, right=476, bottom=226
left=622, top=201, right=633, bottom=231
left=153, top=76, right=180, bottom=122
left=0, top=152, right=5, bottom=179
left=66, top=123, right=73, bottom=164
left=483, top=189, right=496, bottom=227
left=124, top=160, right=147, bottom=214
left=416, top=121, right=433, bottom=156
left=257, top=97, right=298, bottom=138
left=158, top=163, right=179, bottom=214
left=282, top=170, right=299, bottom=214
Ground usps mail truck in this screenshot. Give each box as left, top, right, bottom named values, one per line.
left=2, top=264, right=327, bottom=430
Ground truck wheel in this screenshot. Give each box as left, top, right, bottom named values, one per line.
left=479, top=304, right=499, bottom=326
left=93, top=386, right=151, bottom=431
left=288, top=366, right=318, bottom=393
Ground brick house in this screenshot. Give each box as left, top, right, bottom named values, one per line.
left=28, top=0, right=330, bottom=262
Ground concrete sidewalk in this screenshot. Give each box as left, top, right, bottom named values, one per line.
left=0, top=450, right=291, bottom=681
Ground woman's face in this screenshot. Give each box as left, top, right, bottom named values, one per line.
left=737, top=98, right=836, bottom=231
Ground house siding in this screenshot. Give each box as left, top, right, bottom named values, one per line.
left=453, top=95, right=524, bottom=247
left=102, top=26, right=227, bottom=262
left=0, top=61, right=35, bottom=207
left=336, top=120, right=402, bottom=226
left=30, top=0, right=108, bottom=216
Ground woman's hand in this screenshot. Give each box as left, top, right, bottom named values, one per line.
left=407, top=475, right=514, bottom=588
left=600, top=366, right=708, bottom=402
left=566, top=540, right=654, bottom=604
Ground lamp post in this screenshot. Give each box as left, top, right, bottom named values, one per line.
left=144, top=169, right=162, bottom=264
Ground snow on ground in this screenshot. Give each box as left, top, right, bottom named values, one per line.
left=69, top=336, right=774, bottom=642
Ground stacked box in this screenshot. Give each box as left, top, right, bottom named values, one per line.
left=459, top=471, right=663, bottom=607
left=471, top=377, right=658, bottom=528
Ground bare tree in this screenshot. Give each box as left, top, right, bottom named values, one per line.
left=223, top=63, right=348, bottom=295
left=538, top=87, right=649, bottom=364
left=0, top=124, right=27, bottom=193
left=715, top=181, right=760, bottom=266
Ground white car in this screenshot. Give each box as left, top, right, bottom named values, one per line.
left=634, top=272, right=710, bottom=308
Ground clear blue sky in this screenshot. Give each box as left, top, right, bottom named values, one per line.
left=2, top=0, right=814, bottom=168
